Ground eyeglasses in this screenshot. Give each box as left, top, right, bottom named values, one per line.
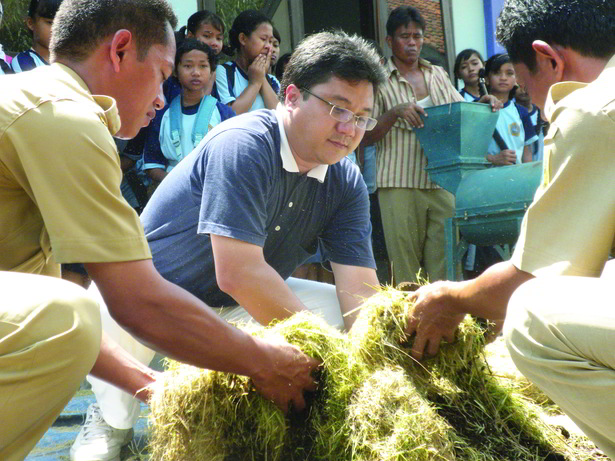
left=300, top=87, right=377, bottom=131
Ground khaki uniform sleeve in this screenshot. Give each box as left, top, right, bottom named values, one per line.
left=511, top=101, right=615, bottom=277
left=9, top=99, right=151, bottom=264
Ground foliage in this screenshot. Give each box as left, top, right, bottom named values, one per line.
left=214, top=0, right=265, bottom=57
left=0, top=0, right=30, bottom=55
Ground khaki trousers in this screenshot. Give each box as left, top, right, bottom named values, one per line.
left=0, top=272, right=101, bottom=461
left=504, top=276, right=615, bottom=458
left=378, top=187, right=454, bottom=284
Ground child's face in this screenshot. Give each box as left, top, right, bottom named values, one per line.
left=271, top=38, right=280, bottom=67
left=177, top=49, right=211, bottom=93
left=189, top=23, right=223, bottom=55
left=458, top=54, right=483, bottom=85
left=488, top=62, right=516, bottom=95
left=27, top=14, right=54, bottom=50
left=240, top=22, right=274, bottom=63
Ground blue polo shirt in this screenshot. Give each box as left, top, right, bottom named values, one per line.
left=141, top=107, right=375, bottom=307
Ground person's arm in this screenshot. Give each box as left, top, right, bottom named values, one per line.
left=85, top=259, right=320, bottom=413
left=404, top=261, right=534, bottom=360
left=521, top=145, right=533, bottom=163
left=210, top=234, right=307, bottom=324
left=120, top=155, right=136, bottom=172
left=260, top=75, right=280, bottom=110
left=142, top=107, right=168, bottom=183
left=487, top=149, right=517, bottom=166
left=146, top=167, right=167, bottom=183
left=230, top=52, right=272, bottom=115
left=330, top=262, right=379, bottom=330
left=477, top=94, right=504, bottom=111
left=90, top=331, right=159, bottom=403
left=361, top=102, right=426, bottom=146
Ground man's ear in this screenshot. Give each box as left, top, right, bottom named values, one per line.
left=109, top=29, right=133, bottom=73
left=532, top=40, right=564, bottom=80
left=385, top=35, right=392, bottom=50
left=285, top=84, right=301, bottom=107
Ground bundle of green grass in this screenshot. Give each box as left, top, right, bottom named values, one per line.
left=148, top=288, right=584, bottom=461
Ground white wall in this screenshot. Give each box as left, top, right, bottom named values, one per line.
left=272, top=0, right=293, bottom=55
left=170, top=0, right=199, bottom=30
left=451, top=0, right=486, bottom=60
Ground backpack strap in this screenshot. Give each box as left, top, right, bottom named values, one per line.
left=168, top=96, right=183, bottom=157
left=222, top=62, right=236, bottom=98
left=192, top=95, right=218, bottom=147
left=266, top=74, right=279, bottom=94
left=0, top=58, right=13, bottom=75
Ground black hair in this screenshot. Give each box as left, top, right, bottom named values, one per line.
left=279, top=30, right=386, bottom=102
left=176, top=9, right=224, bottom=46
left=275, top=51, right=291, bottom=81
left=175, top=37, right=216, bottom=70
left=386, top=5, right=425, bottom=37
left=28, top=0, right=62, bottom=19
left=484, top=52, right=511, bottom=76
left=50, top=0, right=177, bottom=62
left=228, top=9, right=272, bottom=53
left=496, top=0, right=615, bottom=71
left=484, top=53, right=517, bottom=99
left=364, top=38, right=385, bottom=62
left=273, top=26, right=281, bottom=44
left=454, top=48, right=484, bottom=80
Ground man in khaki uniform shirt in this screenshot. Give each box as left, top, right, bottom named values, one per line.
left=403, top=0, right=615, bottom=456
left=0, top=1, right=318, bottom=459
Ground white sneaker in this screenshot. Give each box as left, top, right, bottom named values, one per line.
left=70, top=403, right=134, bottom=461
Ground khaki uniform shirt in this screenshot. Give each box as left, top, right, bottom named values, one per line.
left=0, top=63, right=151, bottom=277
left=511, top=55, right=615, bottom=276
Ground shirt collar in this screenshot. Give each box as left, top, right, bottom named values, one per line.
left=52, top=63, right=122, bottom=136
left=544, top=54, right=615, bottom=121
left=386, top=56, right=432, bottom=76
left=274, top=104, right=328, bottom=183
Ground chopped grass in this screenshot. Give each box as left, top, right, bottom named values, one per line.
left=148, top=287, right=593, bottom=461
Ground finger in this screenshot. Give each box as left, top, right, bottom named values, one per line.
left=275, top=397, right=290, bottom=415
left=426, top=337, right=441, bottom=357
left=405, top=311, right=420, bottom=335
left=410, top=331, right=427, bottom=361
left=443, top=330, right=456, bottom=343
left=303, top=376, right=319, bottom=392
left=407, top=112, right=423, bottom=128
left=291, top=392, right=307, bottom=412
left=415, top=105, right=428, bottom=117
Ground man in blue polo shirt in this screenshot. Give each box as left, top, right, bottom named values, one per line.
left=73, top=31, right=387, bottom=459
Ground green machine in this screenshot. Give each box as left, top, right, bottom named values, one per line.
left=414, top=101, right=543, bottom=280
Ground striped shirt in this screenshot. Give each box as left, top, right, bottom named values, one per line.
left=374, top=57, right=463, bottom=189
left=11, top=49, right=48, bottom=73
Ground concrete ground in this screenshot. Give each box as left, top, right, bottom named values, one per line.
left=25, top=390, right=150, bottom=461
left=26, top=354, right=166, bottom=461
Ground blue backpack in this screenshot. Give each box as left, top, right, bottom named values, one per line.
left=168, top=95, right=218, bottom=158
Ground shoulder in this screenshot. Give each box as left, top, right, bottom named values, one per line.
left=11, top=51, right=36, bottom=72
left=328, top=157, right=365, bottom=190
left=206, top=110, right=279, bottom=153
left=216, top=100, right=236, bottom=120
left=2, top=66, right=108, bottom=134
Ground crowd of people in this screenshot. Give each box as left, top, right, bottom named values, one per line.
left=0, top=0, right=613, bottom=460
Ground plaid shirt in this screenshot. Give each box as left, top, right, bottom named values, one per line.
left=374, top=57, right=463, bottom=189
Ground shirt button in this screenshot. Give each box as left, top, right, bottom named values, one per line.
left=275, top=226, right=281, bottom=231
left=288, top=202, right=293, bottom=207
